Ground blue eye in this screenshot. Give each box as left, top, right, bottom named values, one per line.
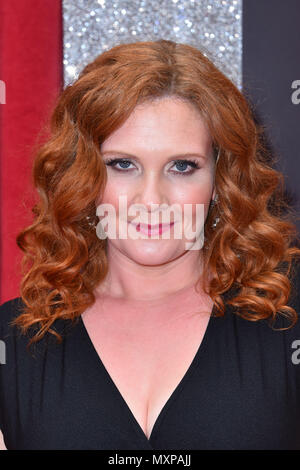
left=105, top=158, right=133, bottom=170
left=171, top=160, right=200, bottom=175
left=104, top=158, right=200, bottom=176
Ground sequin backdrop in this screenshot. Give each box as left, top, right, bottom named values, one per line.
left=63, top=0, right=242, bottom=89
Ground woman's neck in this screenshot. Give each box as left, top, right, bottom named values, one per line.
left=95, top=243, right=206, bottom=302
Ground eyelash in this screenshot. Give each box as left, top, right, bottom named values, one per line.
left=104, top=158, right=201, bottom=176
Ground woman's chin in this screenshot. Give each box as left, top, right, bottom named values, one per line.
left=118, top=240, right=184, bottom=266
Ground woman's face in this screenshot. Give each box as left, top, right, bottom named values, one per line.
left=97, top=97, right=216, bottom=266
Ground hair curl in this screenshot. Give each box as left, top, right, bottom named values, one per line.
left=11, top=39, right=300, bottom=348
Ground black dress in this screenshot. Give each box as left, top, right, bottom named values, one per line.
left=0, top=264, right=300, bottom=450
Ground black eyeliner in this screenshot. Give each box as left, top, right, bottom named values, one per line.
left=104, top=157, right=201, bottom=175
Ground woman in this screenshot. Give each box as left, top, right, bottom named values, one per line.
left=0, top=39, right=300, bottom=450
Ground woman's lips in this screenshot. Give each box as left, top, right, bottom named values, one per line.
left=129, top=221, right=175, bottom=235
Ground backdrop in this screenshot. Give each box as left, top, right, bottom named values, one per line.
left=0, top=0, right=299, bottom=303
left=0, top=0, right=63, bottom=303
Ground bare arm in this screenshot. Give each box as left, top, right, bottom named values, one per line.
left=0, top=430, right=7, bottom=450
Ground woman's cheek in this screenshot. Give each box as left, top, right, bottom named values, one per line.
left=173, top=184, right=213, bottom=235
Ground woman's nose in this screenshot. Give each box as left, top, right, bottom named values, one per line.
left=132, top=174, right=169, bottom=211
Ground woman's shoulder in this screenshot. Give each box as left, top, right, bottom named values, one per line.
left=0, top=295, right=79, bottom=359
left=286, top=257, right=300, bottom=313
left=0, top=297, right=26, bottom=339
left=262, top=257, right=300, bottom=333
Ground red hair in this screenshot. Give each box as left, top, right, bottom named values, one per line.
left=11, top=39, right=300, bottom=347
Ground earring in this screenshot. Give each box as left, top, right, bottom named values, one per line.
left=212, top=216, right=220, bottom=229
left=86, top=215, right=107, bottom=240
left=210, top=193, right=218, bottom=208
left=210, top=193, right=220, bottom=229
left=86, top=215, right=96, bottom=227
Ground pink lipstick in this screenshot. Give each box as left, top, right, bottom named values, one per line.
left=130, top=221, right=175, bottom=236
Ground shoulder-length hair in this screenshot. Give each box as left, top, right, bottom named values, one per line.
left=12, top=39, right=300, bottom=347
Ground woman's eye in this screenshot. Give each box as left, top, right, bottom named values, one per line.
left=104, top=158, right=200, bottom=176
left=105, top=158, right=135, bottom=172
left=171, top=160, right=200, bottom=175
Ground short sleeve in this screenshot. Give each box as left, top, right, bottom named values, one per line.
left=0, top=297, right=24, bottom=434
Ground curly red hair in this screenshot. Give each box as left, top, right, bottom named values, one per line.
left=11, top=39, right=300, bottom=347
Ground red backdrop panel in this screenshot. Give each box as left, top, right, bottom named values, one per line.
left=0, top=0, right=63, bottom=303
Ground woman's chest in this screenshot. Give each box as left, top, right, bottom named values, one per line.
left=3, top=311, right=300, bottom=449
left=80, top=308, right=212, bottom=440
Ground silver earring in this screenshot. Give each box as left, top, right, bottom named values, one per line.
left=210, top=193, right=219, bottom=208
left=86, top=216, right=96, bottom=227
left=211, top=193, right=220, bottom=228
left=212, top=216, right=220, bottom=229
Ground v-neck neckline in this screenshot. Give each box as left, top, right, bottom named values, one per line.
left=78, top=300, right=218, bottom=446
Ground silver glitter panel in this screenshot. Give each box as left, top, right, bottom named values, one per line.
left=63, top=0, right=242, bottom=89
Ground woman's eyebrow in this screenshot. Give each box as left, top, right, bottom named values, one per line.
left=101, top=150, right=208, bottom=162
